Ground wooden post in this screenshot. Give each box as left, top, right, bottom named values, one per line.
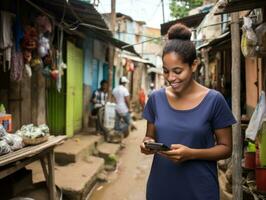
left=47, top=150, right=56, bottom=200
left=231, top=12, right=242, bottom=199
left=108, top=0, right=116, bottom=100
left=202, top=48, right=210, bottom=87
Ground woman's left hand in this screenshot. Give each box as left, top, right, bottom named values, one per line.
left=159, top=144, right=193, bottom=163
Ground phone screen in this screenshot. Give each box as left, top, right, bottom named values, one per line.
left=145, top=142, right=170, bottom=151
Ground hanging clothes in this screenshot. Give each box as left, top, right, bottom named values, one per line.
left=0, top=11, right=14, bottom=72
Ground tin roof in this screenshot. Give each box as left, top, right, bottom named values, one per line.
left=215, top=0, right=266, bottom=15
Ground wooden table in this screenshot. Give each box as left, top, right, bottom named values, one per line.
left=0, top=135, right=66, bottom=200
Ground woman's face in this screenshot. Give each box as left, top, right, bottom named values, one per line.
left=163, top=52, right=197, bottom=93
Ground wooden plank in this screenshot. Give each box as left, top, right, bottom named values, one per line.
left=31, top=70, right=38, bottom=125
left=21, top=70, right=32, bottom=125
left=0, top=136, right=66, bottom=166
left=47, top=150, right=56, bottom=200
left=36, top=69, right=46, bottom=125
left=0, top=150, right=49, bottom=179
left=40, top=157, right=49, bottom=187
left=9, top=80, right=21, bottom=131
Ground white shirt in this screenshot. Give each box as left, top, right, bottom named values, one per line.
left=112, top=85, right=129, bottom=114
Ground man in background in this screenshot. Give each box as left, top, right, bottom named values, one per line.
left=91, top=80, right=108, bottom=132
left=112, top=76, right=131, bottom=137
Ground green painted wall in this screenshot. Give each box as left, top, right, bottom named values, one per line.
left=66, top=41, right=84, bottom=137
left=47, top=76, right=66, bottom=135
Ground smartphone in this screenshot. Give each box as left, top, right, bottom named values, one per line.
left=144, top=142, right=170, bottom=151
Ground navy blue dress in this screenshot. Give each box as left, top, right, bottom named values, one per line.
left=143, top=88, right=236, bottom=200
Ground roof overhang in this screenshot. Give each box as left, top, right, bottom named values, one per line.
left=160, top=12, right=208, bottom=35
left=215, top=0, right=266, bottom=15
left=197, top=32, right=230, bottom=50
left=147, top=67, right=163, bottom=75
left=122, top=54, right=155, bottom=67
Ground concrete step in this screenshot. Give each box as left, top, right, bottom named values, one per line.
left=97, top=142, right=121, bottom=159
left=54, top=135, right=104, bottom=165
left=55, top=156, right=105, bottom=200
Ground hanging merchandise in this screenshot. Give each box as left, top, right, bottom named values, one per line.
left=0, top=11, right=14, bottom=72
left=125, top=59, right=134, bottom=72
left=246, top=91, right=266, bottom=141
left=22, top=26, right=38, bottom=50
left=56, top=27, right=64, bottom=92
left=241, top=17, right=258, bottom=57
left=35, top=15, right=52, bottom=34
left=50, top=69, right=59, bottom=80
left=25, top=64, right=32, bottom=77
left=255, top=23, right=266, bottom=56
left=30, top=57, right=43, bottom=69
left=38, top=35, right=50, bottom=57
left=42, top=66, right=51, bottom=79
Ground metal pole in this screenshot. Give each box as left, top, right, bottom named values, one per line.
left=108, top=0, right=116, bottom=100
left=231, top=12, right=242, bottom=200
left=161, top=0, right=165, bottom=23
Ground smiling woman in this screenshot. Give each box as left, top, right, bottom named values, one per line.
left=140, top=23, right=237, bottom=200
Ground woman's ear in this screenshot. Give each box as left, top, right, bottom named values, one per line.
left=191, top=59, right=199, bottom=73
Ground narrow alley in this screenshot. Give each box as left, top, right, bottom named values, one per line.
left=89, top=120, right=153, bottom=200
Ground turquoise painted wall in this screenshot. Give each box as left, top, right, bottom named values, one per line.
left=83, top=38, right=93, bottom=86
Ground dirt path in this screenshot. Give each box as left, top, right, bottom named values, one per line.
left=89, top=120, right=152, bottom=200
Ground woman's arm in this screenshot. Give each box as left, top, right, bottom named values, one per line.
left=160, top=126, right=232, bottom=163
left=140, top=121, right=157, bottom=155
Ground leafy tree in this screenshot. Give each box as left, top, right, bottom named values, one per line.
left=169, top=0, right=203, bottom=19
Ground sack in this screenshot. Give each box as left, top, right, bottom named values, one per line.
left=246, top=91, right=266, bottom=141
left=104, top=102, right=116, bottom=129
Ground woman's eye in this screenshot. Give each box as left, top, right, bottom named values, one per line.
left=174, top=70, right=181, bottom=74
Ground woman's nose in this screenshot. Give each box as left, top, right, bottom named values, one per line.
left=167, top=71, right=176, bottom=81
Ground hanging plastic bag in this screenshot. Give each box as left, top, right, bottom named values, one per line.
left=241, top=17, right=257, bottom=57
left=255, top=22, right=266, bottom=56
left=0, top=140, right=11, bottom=155
left=246, top=91, right=266, bottom=141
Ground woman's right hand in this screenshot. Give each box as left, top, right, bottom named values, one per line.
left=140, top=137, right=156, bottom=155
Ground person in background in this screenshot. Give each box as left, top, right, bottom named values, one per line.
left=138, top=87, right=146, bottom=111
left=148, top=82, right=155, bottom=98
left=112, top=76, right=131, bottom=137
left=140, top=23, right=236, bottom=200
left=90, top=80, right=108, bottom=132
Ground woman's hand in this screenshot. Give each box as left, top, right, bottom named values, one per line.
left=159, top=144, right=193, bottom=163
left=140, top=137, right=156, bottom=155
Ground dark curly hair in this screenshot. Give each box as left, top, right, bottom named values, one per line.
left=163, top=23, right=196, bottom=66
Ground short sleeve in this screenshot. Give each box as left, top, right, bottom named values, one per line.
left=211, top=92, right=237, bottom=129
left=143, top=94, right=155, bottom=123
left=124, top=88, right=129, bottom=97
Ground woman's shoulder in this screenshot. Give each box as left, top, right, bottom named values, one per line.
left=207, top=89, right=224, bottom=99
left=149, top=87, right=165, bottom=98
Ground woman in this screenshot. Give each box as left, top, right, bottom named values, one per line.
left=140, top=23, right=236, bottom=200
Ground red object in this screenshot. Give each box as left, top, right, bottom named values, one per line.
left=256, top=167, right=266, bottom=193
left=0, top=114, right=12, bottom=132
left=256, top=148, right=261, bottom=167
left=138, top=88, right=146, bottom=109
left=244, top=152, right=256, bottom=169
left=50, top=69, right=59, bottom=80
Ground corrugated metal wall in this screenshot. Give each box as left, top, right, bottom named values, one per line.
left=47, top=76, right=66, bottom=135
